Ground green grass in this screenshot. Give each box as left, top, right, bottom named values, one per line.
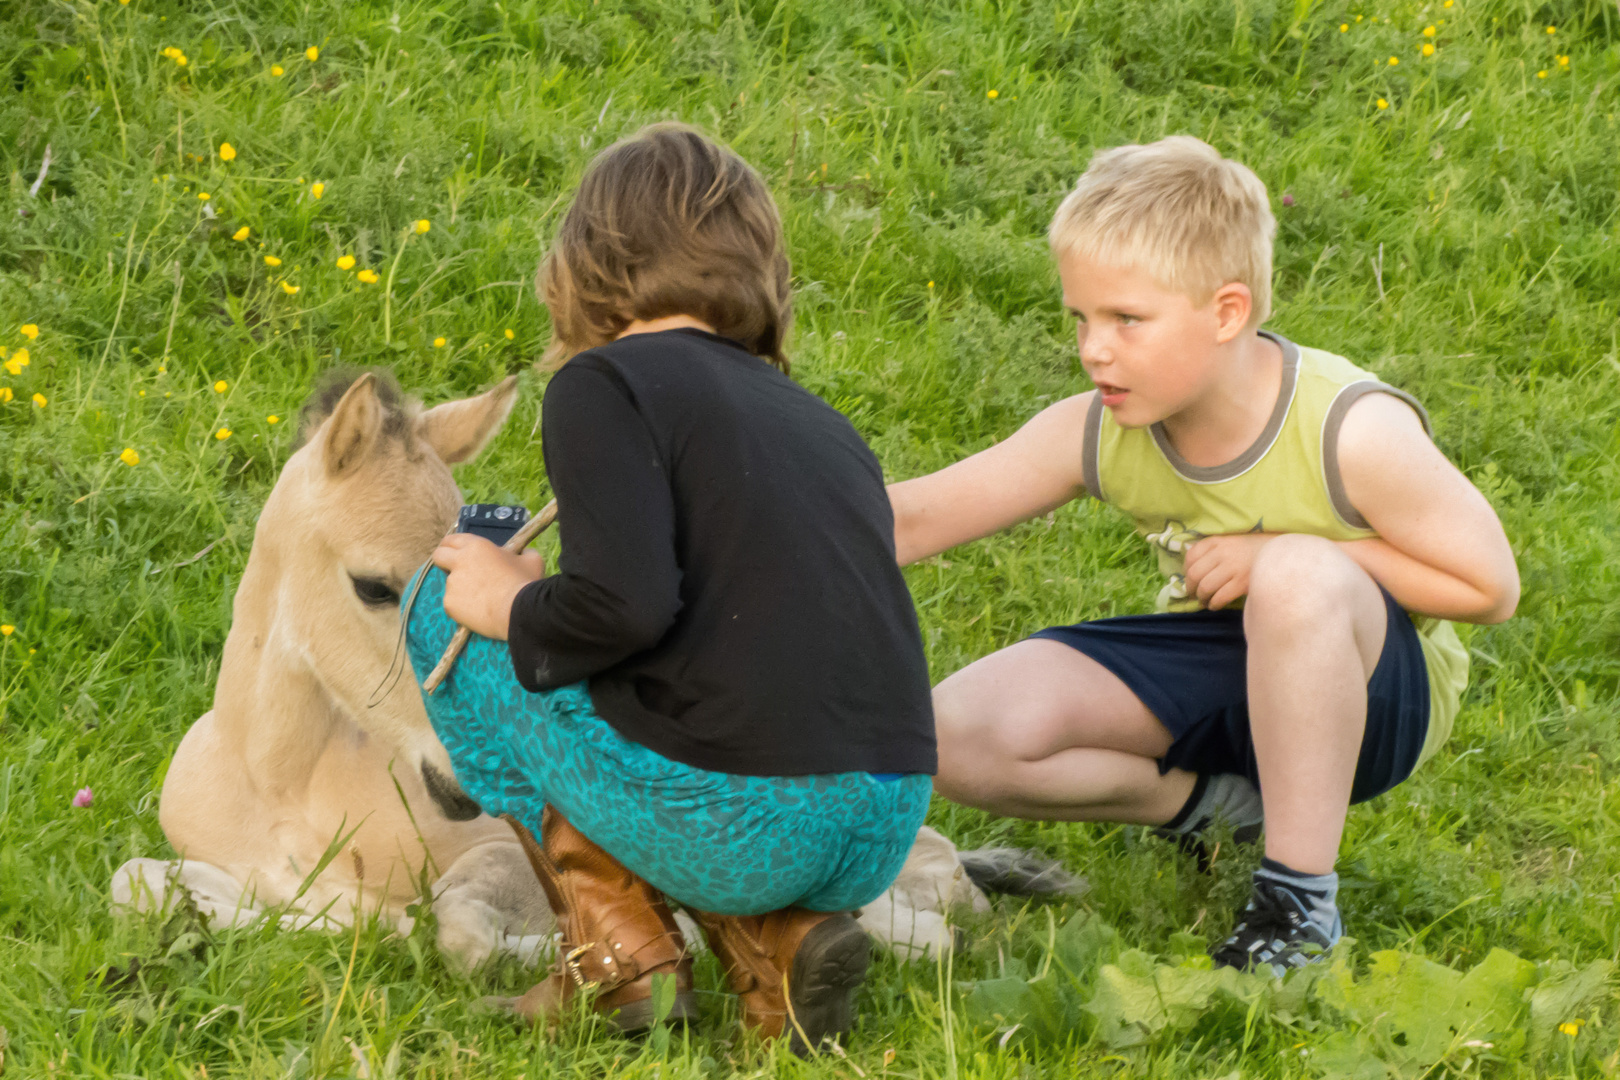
left=3, top=0, right=1619, bottom=1075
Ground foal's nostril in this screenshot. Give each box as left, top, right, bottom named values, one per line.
left=421, top=762, right=482, bottom=821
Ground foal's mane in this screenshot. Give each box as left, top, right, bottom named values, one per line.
left=293, top=366, right=415, bottom=450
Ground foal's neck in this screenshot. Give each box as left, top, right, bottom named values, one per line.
left=210, top=544, right=345, bottom=794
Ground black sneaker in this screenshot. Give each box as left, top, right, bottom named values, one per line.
left=1210, top=878, right=1339, bottom=976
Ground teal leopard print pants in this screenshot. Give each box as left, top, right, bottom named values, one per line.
left=404, top=566, right=930, bottom=914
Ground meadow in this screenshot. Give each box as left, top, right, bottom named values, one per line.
left=3, top=0, right=1619, bottom=1075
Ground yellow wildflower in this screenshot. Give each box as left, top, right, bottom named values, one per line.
left=138, top=390, right=145, bottom=397
left=414, top=219, right=431, bottom=234
left=216, top=428, right=232, bottom=440
left=311, top=182, right=325, bottom=199
left=0, top=626, right=12, bottom=636
left=232, top=226, right=250, bottom=241
left=1546, top=25, right=1556, bottom=33
left=197, top=192, right=210, bottom=201
left=176, top=55, right=188, bottom=67
left=1377, top=97, right=1390, bottom=109
left=281, top=281, right=300, bottom=295
left=120, top=447, right=140, bottom=466
left=267, top=415, right=280, bottom=424
left=1422, top=43, right=1435, bottom=56
left=219, top=142, right=236, bottom=161
left=1560, top=1019, right=1584, bottom=1036
left=356, top=269, right=379, bottom=283
left=214, top=380, right=228, bottom=393
left=505, top=328, right=515, bottom=340
left=1340, top=23, right=1348, bottom=31
left=336, top=255, right=356, bottom=270
left=306, top=45, right=320, bottom=61
left=1538, top=69, right=1548, bottom=78
left=1423, top=25, right=1436, bottom=36
left=33, top=393, right=47, bottom=407
left=1388, top=55, right=1400, bottom=66
left=1558, top=55, right=1570, bottom=67
left=14, top=348, right=29, bottom=366
left=434, top=337, right=447, bottom=348
left=0, top=388, right=11, bottom=402
left=4, top=361, right=19, bottom=377
left=264, top=255, right=282, bottom=267
left=1443, top=0, right=1452, bottom=6
left=21, top=324, right=39, bottom=340
left=271, top=64, right=284, bottom=77
left=162, top=47, right=181, bottom=58
left=1356, top=13, right=1363, bottom=19
left=986, top=89, right=998, bottom=99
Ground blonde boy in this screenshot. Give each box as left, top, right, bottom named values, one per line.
left=891, top=137, right=1518, bottom=972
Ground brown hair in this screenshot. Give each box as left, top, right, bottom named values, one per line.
left=538, top=123, right=793, bottom=372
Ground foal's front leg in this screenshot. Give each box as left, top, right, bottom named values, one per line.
left=427, top=840, right=557, bottom=971
left=111, top=857, right=263, bottom=927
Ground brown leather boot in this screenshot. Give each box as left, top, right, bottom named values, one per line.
left=504, top=809, right=697, bottom=1032
left=690, top=907, right=870, bottom=1055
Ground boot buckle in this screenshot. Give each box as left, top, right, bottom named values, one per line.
left=562, top=943, right=599, bottom=989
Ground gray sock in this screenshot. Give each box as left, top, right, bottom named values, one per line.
left=1169, top=772, right=1264, bottom=835
left=1255, top=858, right=1343, bottom=944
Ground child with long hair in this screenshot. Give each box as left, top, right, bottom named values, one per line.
left=412, top=123, right=935, bottom=1052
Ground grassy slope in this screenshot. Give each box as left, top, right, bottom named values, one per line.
left=2, top=0, right=1619, bottom=1075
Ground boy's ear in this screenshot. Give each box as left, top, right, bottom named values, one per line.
left=1211, top=282, right=1254, bottom=343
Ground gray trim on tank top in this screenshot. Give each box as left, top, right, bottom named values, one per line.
left=1146, top=329, right=1299, bottom=484
left=1320, top=380, right=1433, bottom=529
left=1081, top=391, right=1106, bottom=499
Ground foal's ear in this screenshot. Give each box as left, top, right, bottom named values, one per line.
left=323, top=372, right=385, bottom=478
left=417, top=375, right=519, bottom=465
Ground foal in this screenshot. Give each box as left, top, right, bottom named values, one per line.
left=115, top=372, right=553, bottom=968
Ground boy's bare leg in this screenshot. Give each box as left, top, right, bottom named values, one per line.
left=933, top=639, right=1195, bottom=824
left=1243, top=535, right=1388, bottom=875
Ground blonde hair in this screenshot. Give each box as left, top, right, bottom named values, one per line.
left=1048, top=136, right=1276, bottom=325
left=538, top=123, right=793, bottom=371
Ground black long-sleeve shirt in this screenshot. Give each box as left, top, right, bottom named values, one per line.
left=507, top=328, right=936, bottom=778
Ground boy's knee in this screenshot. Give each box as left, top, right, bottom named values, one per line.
left=932, top=683, right=1023, bottom=808
left=1246, top=535, right=1364, bottom=632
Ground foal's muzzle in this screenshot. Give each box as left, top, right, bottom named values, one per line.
left=421, top=762, right=482, bottom=821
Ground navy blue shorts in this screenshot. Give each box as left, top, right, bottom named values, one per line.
left=1030, top=587, right=1430, bottom=804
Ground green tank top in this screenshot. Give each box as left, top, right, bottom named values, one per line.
left=1081, top=331, right=1467, bottom=767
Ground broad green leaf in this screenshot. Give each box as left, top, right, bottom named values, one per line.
left=1528, top=959, right=1613, bottom=1051
left=1082, top=958, right=1267, bottom=1049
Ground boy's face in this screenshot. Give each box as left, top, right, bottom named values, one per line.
left=1058, top=251, right=1230, bottom=429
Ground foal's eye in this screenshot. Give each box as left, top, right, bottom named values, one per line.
left=350, top=576, right=400, bottom=607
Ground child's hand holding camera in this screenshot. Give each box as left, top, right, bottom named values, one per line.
left=432, top=533, right=545, bottom=640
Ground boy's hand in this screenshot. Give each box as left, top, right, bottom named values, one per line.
left=432, top=533, right=546, bottom=641
left=1184, top=533, right=1275, bottom=610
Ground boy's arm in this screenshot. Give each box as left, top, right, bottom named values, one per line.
left=1333, top=392, right=1519, bottom=623
left=889, top=391, right=1094, bottom=566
